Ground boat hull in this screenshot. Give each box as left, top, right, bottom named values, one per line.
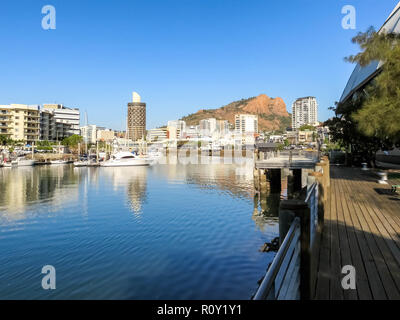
left=5, top=160, right=37, bottom=167
left=101, top=160, right=150, bottom=167
left=50, top=161, right=69, bottom=165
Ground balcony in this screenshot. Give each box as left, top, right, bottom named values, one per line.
left=24, top=119, right=40, bottom=124
left=26, top=113, right=40, bottom=118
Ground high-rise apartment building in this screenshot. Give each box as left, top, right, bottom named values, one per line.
left=0, top=104, right=40, bottom=144
left=291, top=97, right=318, bottom=130
left=43, top=104, right=80, bottom=138
left=235, top=114, right=258, bottom=134
left=127, top=92, right=146, bottom=141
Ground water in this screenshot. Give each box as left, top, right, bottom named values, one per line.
left=0, top=161, right=279, bottom=299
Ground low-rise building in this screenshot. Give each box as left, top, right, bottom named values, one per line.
left=80, top=125, right=98, bottom=144
left=40, top=109, right=56, bottom=141
left=297, top=130, right=315, bottom=144
left=43, top=104, right=80, bottom=137
left=167, top=120, right=186, bottom=139
left=0, top=104, right=40, bottom=144
left=97, top=129, right=115, bottom=142
left=147, top=128, right=168, bottom=142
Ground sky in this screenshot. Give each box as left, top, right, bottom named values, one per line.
left=0, top=0, right=398, bottom=130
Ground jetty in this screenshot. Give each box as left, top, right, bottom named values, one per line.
left=253, top=149, right=400, bottom=300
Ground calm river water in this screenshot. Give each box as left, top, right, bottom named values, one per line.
left=0, top=161, right=279, bottom=299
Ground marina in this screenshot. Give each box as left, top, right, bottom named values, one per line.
left=0, top=160, right=278, bottom=299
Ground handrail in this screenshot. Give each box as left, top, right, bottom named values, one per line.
left=253, top=217, right=300, bottom=300
left=305, top=182, right=317, bottom=203
left=305, top=182, right=318, bottom=246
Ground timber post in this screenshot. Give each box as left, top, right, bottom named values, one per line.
left=280, top=200, right=311, bottom=300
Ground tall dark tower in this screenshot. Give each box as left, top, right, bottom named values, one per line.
left=127, top=92, right=146, bottom=141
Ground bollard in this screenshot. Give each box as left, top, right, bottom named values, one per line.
left=377, top=171, right=388, bottom=185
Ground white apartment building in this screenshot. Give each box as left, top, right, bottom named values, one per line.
left=167, top=120, right=186, bottom=139
left=147, top=128, right=168, bottom=142
left=217, top=120, right=230, bottom=135
left=235, top=114, right=258, bottom=134
left=291, top=97, right=318, bottom=130
left=80, top=125, right=98, bottom=144
left=43, top=104, right=80, bottom=136
left=199, top=118, right=218, bottom=137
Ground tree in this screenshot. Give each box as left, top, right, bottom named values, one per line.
left=62, top=135, right=83, bottom=147
left=326, top=97, right=393, bottom=167
left=326, top=27, right=400, bottom=167
left=0, top=135, right=10, bottom=146
left=283, top=139, right=290, bottom=147
left=62, top=135, right=83, bottom=153
left=346, top=27, right=400, bottom=144
left=299, top=124, right=315, bottom=131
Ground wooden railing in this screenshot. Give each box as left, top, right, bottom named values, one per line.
left=253, top=156, right=329, bottom=300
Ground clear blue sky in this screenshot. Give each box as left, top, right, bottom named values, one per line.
left=0, top=0, right=398, bottom=130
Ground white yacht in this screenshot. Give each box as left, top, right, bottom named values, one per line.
left=101, top=152, right=150, bottom=167
left=3, top=158, right=36, bottom=167
left=73, top=160, right=90, bottom=167
left=50, top=160, right=70, bottom=165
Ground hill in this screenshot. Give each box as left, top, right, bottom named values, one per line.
left=181, top=94, right=291, bottom=132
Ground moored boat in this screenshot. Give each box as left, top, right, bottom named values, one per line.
left=101, top=152, right=150, bottom=167
left=50, top=160, right=70, bottom=165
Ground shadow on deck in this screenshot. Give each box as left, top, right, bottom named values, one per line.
left=314, top=167, right=400, bottom=300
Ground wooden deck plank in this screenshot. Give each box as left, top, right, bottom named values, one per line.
left=315, top=166, right=400, bottom=300
left=337, top=176, right=372, bottom=300
left=314, top=195, right=331, bottom=299
left=350, top=173, right=400, bottom=298
left=329, top=169, right=344, bottom=300
left=334, top=176, right=357, bottom=300
left=344, top=172, right=394, bottom=299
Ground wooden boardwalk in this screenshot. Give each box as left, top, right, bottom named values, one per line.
left=314, top=167, right=400, bottom=300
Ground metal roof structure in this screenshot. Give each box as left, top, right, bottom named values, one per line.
left=339, top=2, right=400, bottom=103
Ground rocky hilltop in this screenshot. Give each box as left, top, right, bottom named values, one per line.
left=181, top=94, right=291, bottom=132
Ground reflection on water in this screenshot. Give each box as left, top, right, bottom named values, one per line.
left=101, top=167, right=148, bottom=216
left=0, top=162, right=279, bottom=299
left=0, top=166, right=82, bottom=221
